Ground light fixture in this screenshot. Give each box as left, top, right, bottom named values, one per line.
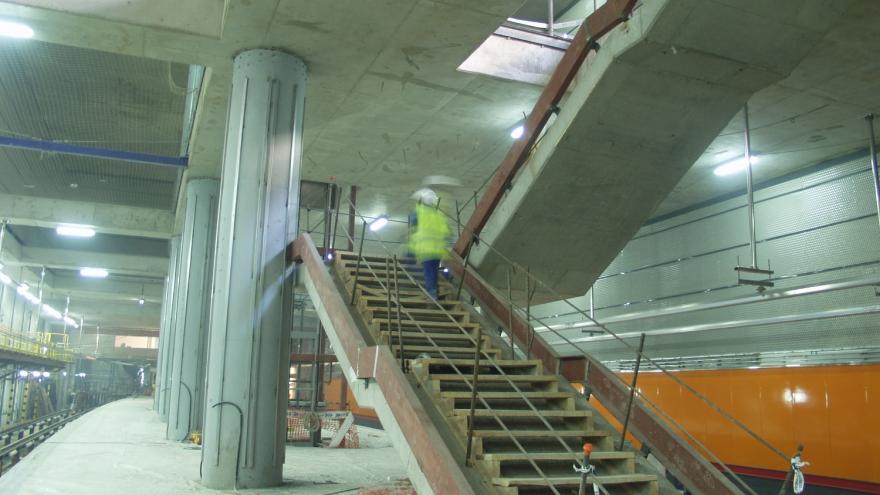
left=42, top=371, right=50, bottom=378
left=42, top=304, right=62, bottom=319
left=0, top=271, right=11, bottom=285
left=80, top=267, right=109, bottom=278
left=138, top=298, right=145, bottom=305
left=713, top=155, right=760, bottom=176
left=18, top=370, right=27, bottom=378
left=368, top=216, right=389, bottom=232
left=510, top=124, right=525, bottom=139
left=63, top=316, right=78, bottom=328
left=326, top=252, right=334, bottom=260
left=56, top=225, right=96, bottom=238
left=0, top=20, right=34, bottom=39
left=31, top=371, right=41, bottom=378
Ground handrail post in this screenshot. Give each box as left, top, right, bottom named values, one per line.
left=506, top=266, right=514, bottom=359
left=455, top=247, right=472, bottom=301
left=618, top=333, right=646, bottom=451
left=349, top=221, right=368, bottom=305
left=464, top=324, right=483, bottom=466
left=386, top=255, right=393, bottom=347
left=865, top=114, right=880, bottom=230
left=393, top=256, right=405, bottom=371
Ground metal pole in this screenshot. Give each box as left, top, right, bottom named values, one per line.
left=323, top=184, right=332, bottom=255
left=506, top=267, right=514, bottom=358
left=865, top=114, right=880, bottom=230
left=589, top=286, right=594, bottom=320
left=547, top=0, right=555, bottom=36
left=0, top=220, right=6, bottom=262
left=347, top=186, right=357, bottom=252
left=743, top=103, right=758, bottom=269
left=393, top=256, right=404, bottom=371
left=349, top=221, right=368, bottom=305
left=456, top=247, right=472, bottom=301
left=464, top=323, right=483, bottom=466
left=330, top=184, right=342, bottom=255
left=618, top=333, right=646, bottom=451
left=455, top=200, right=462, bottom=238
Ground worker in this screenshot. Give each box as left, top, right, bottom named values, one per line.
left=408, top=187, right=450, bottom=300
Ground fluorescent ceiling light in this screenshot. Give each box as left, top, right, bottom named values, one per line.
left=42, top=304, right=62, bottom=319
left=56, top=225, right=96, bottom=238
left=368, top=216, right=388, bottom=232
left=713, top=155, right=759, bottom=176
left=63, top=316, right=78, bottom=328
left=0, top=272, right=11, bottom=285
left=80, top=267, right=109, bottom=278
left=510, top=124, right=525, bottom=139
left=42, top=371, right=50, bottom=378
left=18, top=370, right=27, bottom=378
left=0, top=20, right=34, bottom=39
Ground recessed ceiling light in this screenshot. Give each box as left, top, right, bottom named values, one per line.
left=368, top=216, right=388, bottom=232
left=510, top=124, right=525, bottom=139
left=80, top=267, right=109, bottom=278
left=713, top=155, right=759, bottom=176
left=57, top=225, right=96, bottom=238
left=0, top=20, right=34, bottom=39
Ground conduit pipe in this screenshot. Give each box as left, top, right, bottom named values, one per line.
left=552, top=304, right=880, bottom=345
left=540, top=275, right=880, bottom=332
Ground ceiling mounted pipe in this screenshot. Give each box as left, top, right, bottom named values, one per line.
left=0, top=135, right=188, bottom=168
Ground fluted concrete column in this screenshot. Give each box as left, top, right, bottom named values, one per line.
left=157, top=236, right=181, bottom=421
left=167, top=178, right=219, bottom=441
left=201, top=49, right=305, bottom=490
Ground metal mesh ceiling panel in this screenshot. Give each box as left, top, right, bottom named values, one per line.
left=0, top=147, right=179, bottom=209
left=0, top=38, right=188, bottom=209
left=0, top=39, right=188, bottom=155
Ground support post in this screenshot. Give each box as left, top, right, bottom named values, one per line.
left=618, top=333, right=646, bottom=451
left=347, top=186, right=357, bottom=251
left=167, top=178, right=220, bottom=442
left=157, top=236, right=182, bottom=421
left=201, top=49, right=305, bottom=490
left=865, top=114, right=880, bottom=230
left=350, top=221, right=368, bottom=305
left=743, top=103, right=758, bottom=269
left=464, top=324, right=483, bottom=466
left=547, top=0, right=555, bottom=36
left=393, top=256, right=404, bottom=371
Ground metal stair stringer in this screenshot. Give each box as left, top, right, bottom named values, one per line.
left=291, top=233, right=477, bottom=495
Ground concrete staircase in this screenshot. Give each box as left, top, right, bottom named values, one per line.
left=334, top=252, right=660, bottom=495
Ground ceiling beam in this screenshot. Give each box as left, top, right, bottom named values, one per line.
left=8, top=246, right=168, bottom=278
left=0, top=193, right=174, bottom=239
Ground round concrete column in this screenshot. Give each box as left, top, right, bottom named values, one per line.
left=167, top=178, right=220, bottom=441
left=157, top=235, right=181, bottom=422
left=201, top=49, right=305, bottom=490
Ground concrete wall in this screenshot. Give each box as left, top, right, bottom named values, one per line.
left=532, top=150, right=880, bottom=367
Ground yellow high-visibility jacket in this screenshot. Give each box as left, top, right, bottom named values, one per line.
left=409, top=203, right=450, bottom=262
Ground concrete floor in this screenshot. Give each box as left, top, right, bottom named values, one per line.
left=0, top=398, right=407, bottom=495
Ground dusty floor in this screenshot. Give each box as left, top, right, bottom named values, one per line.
left=0, top=397, right=406, bottom=494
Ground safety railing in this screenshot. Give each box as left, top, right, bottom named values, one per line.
left=334, top=199, right=613, bottom=495
left=440, top=202, right=792, bottom=495
left=0, top=326, right=75, bottom=363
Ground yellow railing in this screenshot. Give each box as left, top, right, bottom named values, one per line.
left=0, top=326, right=75, bottom=363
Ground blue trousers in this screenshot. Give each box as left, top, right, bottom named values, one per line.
left=422, top=259, right=440, bottom=300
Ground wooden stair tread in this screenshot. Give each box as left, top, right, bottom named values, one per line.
left=481, top=451, right=632, bottom=462
left=440, top=391, right=570, bottom=399
left=453, top=409, right=590, bottom=417
left=492, top=474, right=657, bottom=487
left=368, top=308, right=468, bottom=316
left=472, top=429, right=609, bottom=438
left=418, top=358, right=541, bottom=366
left=373, top=318, right=477, bottom=329
left=382, top=332, right=481, bottom=341
left=435, top=374, right=557, bottom=382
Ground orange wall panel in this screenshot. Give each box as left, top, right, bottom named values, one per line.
left=591, top=365, right=880, bottom=484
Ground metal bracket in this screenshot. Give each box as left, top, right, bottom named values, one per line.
left=735, top=264, right=774, bottom=291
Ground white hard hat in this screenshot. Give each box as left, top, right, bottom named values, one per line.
left=422, top=175, right=462, bottom=188
left=411, top=188, right=439, bottom=207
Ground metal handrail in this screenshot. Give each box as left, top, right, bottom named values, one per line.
left=0, top=326, right=75, bottom=363
left=336, top=204, right=611, bottom=495
left=440, top=208, right=776, bottom=494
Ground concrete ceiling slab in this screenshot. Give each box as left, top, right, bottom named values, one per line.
left=6, top=0, right=226, bottom=37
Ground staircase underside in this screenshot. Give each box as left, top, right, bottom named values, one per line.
left=468, top=0, right=852, bottom=298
